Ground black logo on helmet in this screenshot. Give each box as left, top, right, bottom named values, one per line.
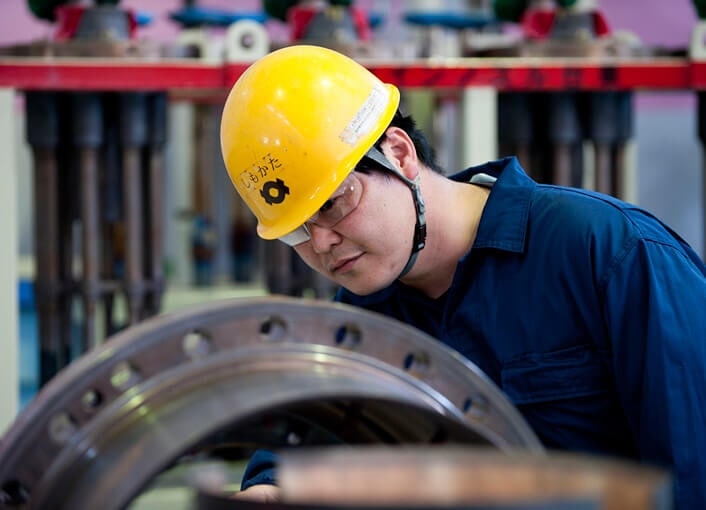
left=260, top=179, right=290, bottom=205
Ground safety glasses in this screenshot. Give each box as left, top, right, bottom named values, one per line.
left=278, top=171, right=364, bottom=246
left=278, top=146, right=398, bottom=247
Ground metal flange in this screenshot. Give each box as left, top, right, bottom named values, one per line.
left=0, top=297, right=542, bottom=509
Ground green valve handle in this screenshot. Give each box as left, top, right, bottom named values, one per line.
left=262, top=0, right=353, bottom=22
left=28, top=0, right=119, bottom=21
left=492, top=0, right=528, bottom=22
left=492, top=0, right=581, bottom=23
left=694, top=0, right=706, bottom=19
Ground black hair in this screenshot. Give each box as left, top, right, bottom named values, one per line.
left=374, top=110, right=443, bottom=174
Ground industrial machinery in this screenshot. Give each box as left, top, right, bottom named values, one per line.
left=490, top=0, right=640, bottom=195
left=0, top=297, right=671, bottom=509
left=0, top=297, right=544, bottom=509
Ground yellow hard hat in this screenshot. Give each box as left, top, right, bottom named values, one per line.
left=220, top=45, right=400, bottom=240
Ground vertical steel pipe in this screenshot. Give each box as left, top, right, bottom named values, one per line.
left=72, top=92, right=103, bottom=351
left=698, top=91, right=706, bottom=258
left=119, top=93, right=148, bottom=325
left=498, top=92, right=534, bottom=177
left=588, top=92, right=620, bottom=196
left=57, top=93, right=76, bottom=372
left=100, top=94, right=123, bottom=337
left=143, top=92, right=168, bottom=317
left=548, top=92, right=582, bottom=187
left=25, top=91, right=65, bottom=386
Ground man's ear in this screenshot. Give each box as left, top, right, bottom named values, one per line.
left=380, top=126, right=419, bottom=180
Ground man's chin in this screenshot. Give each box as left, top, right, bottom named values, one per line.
left=341, top=277, right=396, bottom=297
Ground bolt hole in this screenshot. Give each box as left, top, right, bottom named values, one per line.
left=462, top=394, right=490, bottom=421
left=110, top=361, right=141, bottom=391
left=81, top=389, right=104, bottom=412
left=334, top=324, right=361, bottom=349
left=286, top=432, right=302, bottom=446
left=403, top=351, right=430, bottom=376
left=259, top=316, right=287, bottom=341
left=240, top=33, right=254, bottom=49
left=48, top=412, right=77, bottom=446
left=183, top=330, right=212, bottom=359
left=0, top=479, right=29, bottom=506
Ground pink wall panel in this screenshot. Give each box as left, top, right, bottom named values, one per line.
left=0, top=0, right=699, bottom=49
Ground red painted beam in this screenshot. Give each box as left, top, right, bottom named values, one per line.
left=0, top=57, right=694, bottom=92
left=0, top=60, right=224, bottom=91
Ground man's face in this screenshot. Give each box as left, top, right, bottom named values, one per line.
left=293, top=169, right=416, bottom=296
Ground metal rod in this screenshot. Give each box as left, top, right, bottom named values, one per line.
left=594, top=143, right=613, bottom=195
left=119, top=93, right=148, bottom=325
left=588, top=92, right=620, bottom=196
left=100, top=94, right=122, bottom=336
left=552, top=143, right=573, bottom=187
left=25, top=92, right=66, bottom=386
left=57, top=93, right=75, bottom=375
left=72, top=92, right=103, bottom=351
left=143, top=92, right=168, bottom=316
left=548, top=92, right=581, bottom=187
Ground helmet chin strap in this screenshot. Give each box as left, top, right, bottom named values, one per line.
left=363, top=147, right=427, bottom=279
left=397, top=173, right=426, bottom=278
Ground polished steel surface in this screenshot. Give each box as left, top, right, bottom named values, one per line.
left=0, top=297, right=542, bottom=509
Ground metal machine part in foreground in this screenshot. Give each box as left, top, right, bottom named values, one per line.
left=196, top=447, right=672, bottom=510
left=0, top=297, right=542, bottom=509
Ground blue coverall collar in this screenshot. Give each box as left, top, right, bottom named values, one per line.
left=450, top=156, right=535, bottom=254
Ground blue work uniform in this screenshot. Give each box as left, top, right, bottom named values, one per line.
left=243, top=157, right=706, bottom=508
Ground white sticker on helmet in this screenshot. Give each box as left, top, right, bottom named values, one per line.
left=340, top=83, right=390, bottom=145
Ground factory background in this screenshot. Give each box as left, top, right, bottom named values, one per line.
left=0, top=1, right=703, bottom=507
left=0, top=0, right=703, bottom=411
left=1, top=0, right=703, bottom=266
left=1, top=0, right=704, bottom=409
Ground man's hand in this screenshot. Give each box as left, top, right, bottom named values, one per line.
left=232, top=484, right=282, bottom=503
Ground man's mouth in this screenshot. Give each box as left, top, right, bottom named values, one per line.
left=330, top=253, right=363, bottom=274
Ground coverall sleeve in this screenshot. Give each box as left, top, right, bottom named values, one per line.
left=240, top=449, right=277, bottom=490
left=602, top=238, right=706, bottom=509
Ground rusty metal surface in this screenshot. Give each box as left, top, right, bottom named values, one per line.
left=0, top=297, right=542, bottom=509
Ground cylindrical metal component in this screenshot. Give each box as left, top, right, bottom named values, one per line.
left=267, top=447, right=671, bottom=510
left=25, top=91, right=66, bottom=385
left=552, top=143, right=573, bottom=188
left=548, top=92, right=582, bottom=187
left=143, top=92, right=168, bottom=316
left=594, top=143, right=613, bottom=196
left=0, top=298, right=542, bottom=509
left=498, top=92, right=534, bottom=176
left=700, top=91, right=706, bottom=258
left=72, top=92, right=103, bottom=351
left=119, top=92, right=148, bottom=325
left=57, top=92, right=76, bottom=374
left=191, top=103, right=218, bottom=286
left=99, top=94, right=122, bottom=337
left=611, top=92, right=634, bottom=199
left=587, top=92, right=620, bottom=196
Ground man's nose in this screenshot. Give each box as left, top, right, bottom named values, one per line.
left=307, top=223, right=342, bottom=253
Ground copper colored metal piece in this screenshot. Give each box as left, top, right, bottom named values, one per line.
left=274, top=447, right=672, bottom=510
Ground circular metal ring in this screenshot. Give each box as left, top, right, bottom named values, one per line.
left=0, top=297, right=542, bottom=509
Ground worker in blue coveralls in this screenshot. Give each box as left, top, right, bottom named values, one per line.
left=220, top=45, right=706, bottom=508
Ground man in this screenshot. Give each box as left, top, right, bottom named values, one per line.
left=220, top=45, right=706, bottom=508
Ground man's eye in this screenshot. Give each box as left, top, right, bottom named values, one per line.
left=319, top=198, right=335, bottom=213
